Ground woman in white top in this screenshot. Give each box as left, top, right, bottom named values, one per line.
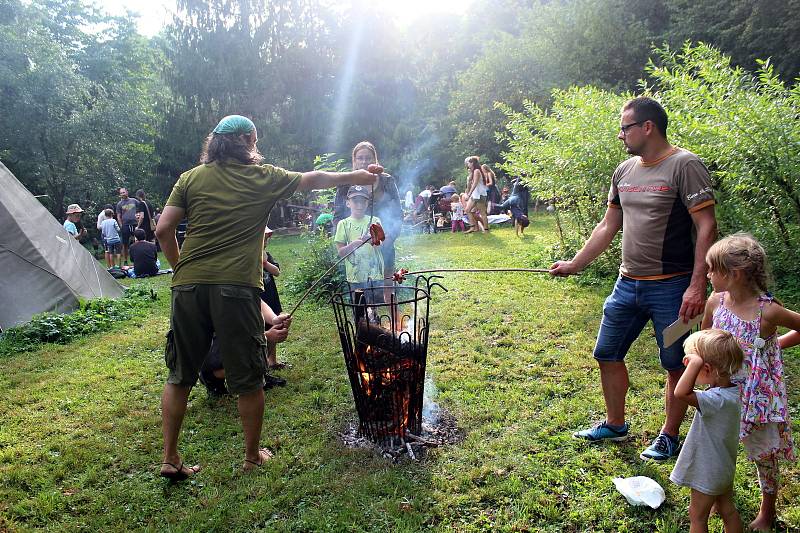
left=464, top=156, right=489, bottom=233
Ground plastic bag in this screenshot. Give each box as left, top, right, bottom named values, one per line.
left=612, top=476, right=665, bottom=509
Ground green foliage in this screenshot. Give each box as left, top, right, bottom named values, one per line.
left=500, top=43, right=800, bottom=286
left=498, top=86, right=628, bottom=277
left=284, top=231, right=345, bottom=301
left=0, top=287, right=157, bottom=356
left=0, top=0, right=166, bottom=219
left=3, top=229, right=799, bottom=531
left=644, top=43, right=800, bottom=282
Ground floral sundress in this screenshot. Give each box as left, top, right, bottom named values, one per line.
left=712, top=293, right=795, bottom=461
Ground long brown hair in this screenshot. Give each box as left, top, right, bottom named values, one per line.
left=481, top=164, right=495, bottom=186
left=352, top=141, right=379, bottom=168
left=465, top=156, right=485, bottom=183
left=199, top=132, right=262, bottom=165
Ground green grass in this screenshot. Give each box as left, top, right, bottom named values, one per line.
left=2, top=215, right=799, bottom=532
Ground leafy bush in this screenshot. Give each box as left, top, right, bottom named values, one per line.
left=499, top=43, right=800, bottom=292
left=0, top=287, right=157, bottom=356
left=284, top=231, right=345, bottom=302
left=497, top=86, right=627, bottom=278
left=644, top=43, right=800, bottom=285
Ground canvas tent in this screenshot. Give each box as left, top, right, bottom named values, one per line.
left=0, top=161, right=124, bottom=331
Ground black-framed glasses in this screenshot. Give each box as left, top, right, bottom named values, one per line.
left=620, top=120, right=647, bottom=135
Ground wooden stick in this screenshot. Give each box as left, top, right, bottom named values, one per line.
left=405, top=442, right=416, bottom=460
left=286, top=238, right=371, bottom=317
left=405, top=431, right=439, bottom=446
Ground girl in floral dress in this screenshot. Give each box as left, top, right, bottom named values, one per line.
left=702, top=233, right=800, bottom=531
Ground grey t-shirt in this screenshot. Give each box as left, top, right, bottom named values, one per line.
left=608, top=148, right=715, bottom=279
left=670, top=386, right=741, bottom=495
left=116, top=198, right=140, bottom=225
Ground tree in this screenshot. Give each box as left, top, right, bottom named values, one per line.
left=0, top=0, right=165, bottom=218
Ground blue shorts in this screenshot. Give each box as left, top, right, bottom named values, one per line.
left=593, top=274, right=691, bottom=371
left=103, top=239, right=121, bottom=254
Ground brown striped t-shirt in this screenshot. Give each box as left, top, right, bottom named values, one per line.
left=608, top=148, right=714, bottom=279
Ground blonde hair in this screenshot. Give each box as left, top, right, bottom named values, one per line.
left=706, top=232, right=770, bottom=293
left=481, top=164, right=496, bottom=184
left=450, top=193, right=460, bottom=202
left=352, top=141, right=379, bottom=168
left=683, top=329, right=744, bottom=377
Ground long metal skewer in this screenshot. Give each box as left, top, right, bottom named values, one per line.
left=400, top=268, right=551, bottom=276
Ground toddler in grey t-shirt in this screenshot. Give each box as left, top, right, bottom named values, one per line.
left=670, top=329, right=744, bottom=532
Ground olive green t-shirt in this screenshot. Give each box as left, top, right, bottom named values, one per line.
left=166, top=161, right=301, bottom=288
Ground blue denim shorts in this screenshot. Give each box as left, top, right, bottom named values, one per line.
left=593, top=274, right=691, bottom=371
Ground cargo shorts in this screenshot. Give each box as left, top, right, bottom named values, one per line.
left=165, top=284, right=267, bottom=394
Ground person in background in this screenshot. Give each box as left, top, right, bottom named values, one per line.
left=482, top=164, right=502, bottom=215
left=99, top=208, right=122, bottom=268
left=135, top=189, right=156, bottom=242
left=63, top=204, right=87, bottom=241
left=96, top=204, right=114, bottom=230
left=404, top=188, right=414, bottom=210
left=261, top=226, right=288, bottom=387
left=349, top=141, right=403, bottom=290
left=116, top=187, right=140, bottom=266
left=333, top=185, right=384, bottom=303
left=440, top=181, right=457, bottom=197
left=450, top=193, right=465, bottom=232
left=129, top=228, right=158, bottom=277
left=464, top=157, right=488, bottom=234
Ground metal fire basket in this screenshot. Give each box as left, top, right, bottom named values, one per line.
left=331, top=275, right=446, bottom=444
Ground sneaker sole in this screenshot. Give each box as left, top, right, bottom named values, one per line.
left=573, top=433, right=629, bottom=442
left=639, top=452, right=672, bottom=461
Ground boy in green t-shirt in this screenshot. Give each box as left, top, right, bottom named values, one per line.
left=334, top=186, right=384, bottom=301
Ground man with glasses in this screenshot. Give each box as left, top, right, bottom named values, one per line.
left=550, top=97, right=717, bottom=462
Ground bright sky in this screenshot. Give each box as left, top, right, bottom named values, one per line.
left=100, top=0, right=475, bottom=37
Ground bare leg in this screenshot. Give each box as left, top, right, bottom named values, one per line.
left=266, top=341, right=277, bottom=367
left=714, top=489, right=743, bottom=533
left=160, top=383, right=200, bottom=476
left=662, top=368, right=688, bottom=437
left=751, top=454, right=779, bottom=531
left=688, top=489, right=716, bottom=533
left=479, top=203, right=489, bottom=232
left=598, top=361, right=628, bottom=427
left=465, top=212, right=477, bottom=233
left=751, top=491, right=777, bottom=531
left=238, top=388, right=267, bottom=467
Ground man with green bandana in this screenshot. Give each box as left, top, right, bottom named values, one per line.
left=155, top=114, right=381, bottom=480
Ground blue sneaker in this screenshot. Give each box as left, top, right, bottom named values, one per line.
left=573, top=421, right=629, bottom=442
left=640, top=433, right=681, bottom=461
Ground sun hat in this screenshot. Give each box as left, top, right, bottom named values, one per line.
left=347, top=185, right=371, bottom=199
left=66, top=204, right=84, bottom=214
